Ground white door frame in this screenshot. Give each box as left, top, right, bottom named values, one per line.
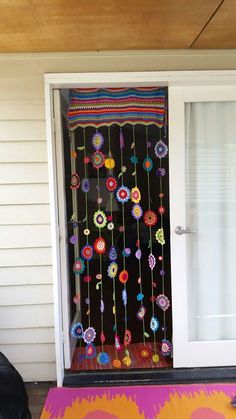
left=44, top=70, right=236, bottom=385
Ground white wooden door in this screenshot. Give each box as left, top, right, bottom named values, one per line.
left=169, top=85, right=236, bottom=368
left=53, top=90, right=77, bottom=369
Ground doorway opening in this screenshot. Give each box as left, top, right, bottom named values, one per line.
left=59, top=87, right=172, bottom=372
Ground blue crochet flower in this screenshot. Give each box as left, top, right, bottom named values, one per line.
left=71, top=322, right=84, bottom=338
left=109, top=246, right=117, bottom=261
left=97, top=351, right=110, bottom=365
left=150, top=316, right=159, bottom=333
left=130, top=155, right=138, bottom=164
left=81, top=178, right=90, bottom=193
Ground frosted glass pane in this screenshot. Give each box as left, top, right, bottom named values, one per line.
left=185, top=102, right=236, bottom=342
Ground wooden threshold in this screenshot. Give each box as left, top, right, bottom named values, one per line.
left=63, top=366, right=236, bottom=387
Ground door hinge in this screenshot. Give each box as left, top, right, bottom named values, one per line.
left=58, top=226, right=62, bottom=241
left=53, top=118, right=57, bottom=134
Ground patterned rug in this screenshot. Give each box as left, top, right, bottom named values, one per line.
left=40, top=383, right=236, bottom=418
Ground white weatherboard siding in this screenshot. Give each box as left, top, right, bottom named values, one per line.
left=0, top=69, right=55, bottom=380
left=1, top=51, right=236, bottom=382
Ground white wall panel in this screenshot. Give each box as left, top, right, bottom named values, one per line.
left=16, top=363, right=56, bottom=382
left=0, top=141, right=47, bottom=162
left=0, top=100, right=45, bottom=120
left=0, top=305, right=54, bottom=328
left=0, top=184, right=49, bottom=204
left=0, top=225, right=51, bottom=249
left=0, top=265, right=52, bottom=285
left=0, top=284, right=53, bottom=306
left=0, top=327, right=54, bottom=344
left=0, top=247, right=52, bottom=267
left=0, top=163, right=48, bottom=184
left=0, top=120, right=45, bottom=141
left=0, top=344, right=55, bottom=363
left=0, top=204, right=50, bottom=224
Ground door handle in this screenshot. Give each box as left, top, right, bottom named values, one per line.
left=175, top=226, right=196, bottom=235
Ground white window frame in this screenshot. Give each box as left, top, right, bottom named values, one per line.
left=44, top=70, right=236, bottom=385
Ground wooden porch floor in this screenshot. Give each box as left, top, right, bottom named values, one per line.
left=25, top=382, right=56, bottom=419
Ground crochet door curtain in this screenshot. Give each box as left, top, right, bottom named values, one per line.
left=67, top=87, right=172, bottom=369
left=67, top=88, right=166, bottom=130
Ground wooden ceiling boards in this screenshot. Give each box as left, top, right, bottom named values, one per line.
left=193, top=0, right=236, bottom=48
left=0, top=0, right=224, bottom=52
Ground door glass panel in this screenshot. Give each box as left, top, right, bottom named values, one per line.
left=185, top=101, right=236, bottom=341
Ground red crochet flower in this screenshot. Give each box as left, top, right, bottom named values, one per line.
left=158, top=206, right=165, bottom=215
left=106, top=176, right=117, bottom=192
left=70, top=173, right=80, bottom=190
left=119, top=269, right=129, bottom=284
left=143, top=210, right=158, bottom=227
left=139, top=346, right=151, bottom=359
left=94, top=237, right=106, bottom=254
left=124, top=329, right=132, bottom=346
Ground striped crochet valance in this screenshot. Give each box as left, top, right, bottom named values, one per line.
left=67, top=88, right=166, bottom=130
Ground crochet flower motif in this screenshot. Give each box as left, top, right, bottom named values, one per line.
left=144, top=210, right=158, bottom=227
left=73, top=294, right=80, bottom=304
left=143, top=157, right=153, bottom=172
left=148, top=253, right=156, bottom=270
left=71, top=322, right=83, bottom=338
left=106, top=176, right=117, bottom=192
left=119, top=269, right=129, bottom=284
left=137, top=305, right=146, bottom=321
left=161, top=339, right=172, bottom=357
left=81, top=178, right=90, bottom=193
left=122, top=356, right=131, bottom=367
left=124, top=329, right=132, bottom=346
left=93, top=210, right=107, bottom=229
left=94, top=237, right=106, bottom=254
left=81, top=245, right=93, bottom=261
left=107, top=262, right=118, bottom=279
left=115, top=335, right=122, bottom=351
left=85, top=343, right=96, bottom=359
left=116, top=186, right=130, bottom=203
left=70, top=173, right=80, bottom=189
left=130, top=155, right=138, bottom=164
left=154, top=140, right=168, bottom=158
left=122, top=289, right=127, bottom=306
left=107, top=222, right=114, bottom=230
left=92, top=150, right=105, bottom=169
left=155, top=228, right=165, bottom=245
left=156, top=294, right=170, bottom=311
left=97, top=351, right=110, bottom=365
left=83, top=327, right=96, bottom=344
left=158, top=205, right=165, bottom=215
left=122, top=248, right=131, bottom=257
left=73, top=257, right=85, bottom=274
left=150, top=316, right=159, bottom=333
left=113, top=359, right=121, bottom=368
left=135, top=249, right=142, bottom=259
left=139, top=346, right=151, bottom=359
left=105, top=158, right=115, bottom=169
left=100, top=299, right=104, bottom=313
left=109, top=245, right=117, bottom=261
left=131, top=186, right=141, bottom=203
left=92, top=132, right=104, bottom=150
left=156, top=167, right=166, bottom=177
left=131, top=204, right=143, bottom=220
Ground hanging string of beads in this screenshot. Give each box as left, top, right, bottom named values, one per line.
left=154, top=120, right=172, bottom=358
left=92, top=131, right=110, bottom=365
left=131, top=125, right=151, bottom=360
left=117, top=128, right=132, bottom=367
